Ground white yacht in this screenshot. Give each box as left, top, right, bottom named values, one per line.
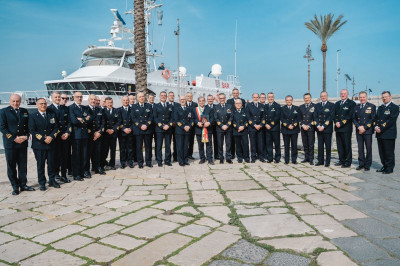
left=0, top=0, right=240, bottom=108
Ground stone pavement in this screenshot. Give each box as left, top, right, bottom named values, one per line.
left=0, top=128, right=399, bottom=265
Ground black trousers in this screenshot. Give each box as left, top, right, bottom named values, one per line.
left=176, top=134, right=189, bottom=164
left=171, top=129, right=177, bottom=161
left=72, top=139, right=88, bottom=177
left=156, top=131, right=172, bottom=164
left=217, top=130, right=232, bottom=161
left=54, top=137, right=69, bottom=176
left=301, top=129, right=315, bottom=161
left=188, top=130, right=195, bottom=157
left=212, top=125, right=219, bottom=159
left=102, top=133, right=117, bottom=167
left=230, top=130, right=236, bottom=158
left=356, top=133, right=372, bottom=168
left=119, top=134, right=133, bottom=166
left=336, top=131, right=352, bottom=166
left=265, top=130, right=281, bottom=162
left=317, top=132, right=332, bottom=165
left=131, top=134, right=137, bottom=162
left=249, top=130, right=264, bottom=161
left=234, top=134, right=250, bottom=160
left=377, top=138, right=396, bottom=171
left=136, top=134, right=152, bottom=166
left=5, top=148, right=27, bottom=190
left=33, top=148, right=56, bottom=186
left=261, top=129, right=267, bottom=159
left=283, top=134, right=298, bottom=163
left=67, top=141, right=72, bottom=174
left=87, top=136, right=102, bottom=171
left=196, top=133, right=213, bottom=161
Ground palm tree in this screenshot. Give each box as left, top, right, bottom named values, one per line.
left=305, top=14, right=347, bottom=92
left=134, top=0, right=147, bottom=95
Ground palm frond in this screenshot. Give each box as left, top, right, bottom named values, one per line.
left=305, top=13, right=347, bottom=43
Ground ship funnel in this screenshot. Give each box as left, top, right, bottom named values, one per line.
left=211, top=64, right=222, bottom=78
left=157, top=10, right=163, bottom=25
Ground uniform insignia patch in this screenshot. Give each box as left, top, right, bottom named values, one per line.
left=367, top=124, right=371, bottom=127
left=384, top=110, right=390, bottom=115
left=283, top=123, right=287, bottom=126
left=324, top=108, right=330, bottom=112
left=343, top=107, right=349, bottom=110
left=158, top=123, right=162, bottom=127
left=88, top=129, right=91, bottom=133
left=178, top=122, right=182, bottom=126
left=293, top=110, right=298, bottom=114
left=245, top=123, right=248, bottom=127
left=227, top=109, right=231, bottom=113
left=294, top=123, right=297, bottom=127
left=36, top=134, right=42, bottom=140
left=6, top=133, right=12, bottom=139
left=271, top=121, right=275, bottom=125
left=383, top=122, right=386, bottom=127
left=146, top=109, right=150, bottom=112
left=233, top=124, right=237, bottom=127
left=135, top=122, right=139, bottom=126
left=325, top=121, right=329, bottom=125
left=342, top=120, right=347, bottom=124
left=114, top=114, right=118, bottom=117
left=228, top=122, right=232, bottom=125
left=83, top=112, right=87, bottom=116
left=217, top=122, right=221, bottom=125
left=249, top=121, right=252, bottom=124
left=310, top=107, right=315, bottom=112
left=23, top=113, right=29, bottom=117
left=50, top=118, right=55, bottom=124
left=86, top=116, right=90, bottom=121
left=148, top=121, right=151, bottom=125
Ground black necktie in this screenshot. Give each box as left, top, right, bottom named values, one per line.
left=183, top=106, right=186, bottom=111
left=43, top=112, right=46, bottom=119
left=306, top=104, right=309, bottom=108
left=341, top=101, right=344, bottom=105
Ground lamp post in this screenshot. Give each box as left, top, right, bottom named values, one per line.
left=303, top=43, right=314, bottom=94
left=174, top=19, right=181, bottom=96
left=336, top=49, right=341, bottom=98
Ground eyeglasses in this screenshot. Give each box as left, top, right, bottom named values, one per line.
left=75, top=96, right=83, bottom=98
left=61, top=97, right=68, bottom=100
left=38, top=103, right=47, bottom=105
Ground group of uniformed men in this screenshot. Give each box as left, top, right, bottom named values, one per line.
left=0, top=88, right=398, bottom=195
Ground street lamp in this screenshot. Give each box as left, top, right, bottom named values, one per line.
left=303, top=43, right=314, bottom=94
left=336, top=49, right=341, bottom=98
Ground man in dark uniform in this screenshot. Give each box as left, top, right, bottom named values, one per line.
left=194, top=96, right=214, bottom=165
left=264, top=92, right=281, bottom=163
left=334, top=89, right=356, bottom=168
left=299, top=93, right=317, bottom=165
left=227, top=88, right=246, bottom=159
left=69, top=91, right=91, bottom=181
left=131, top=92, right=153, bottom=168
left=259, top=93, right=267, bottom=159
left=87, top=94, right=105, bottom=175
left=214, top=93, right=233, bottom=164
left=173, top=96, right=194, bottom=166
left=0, top=94, right=34, bottom=195
left=48, top=92, right=71, bottom=183
left=353, top=91, right=376, bottom=171
left=315, top=91, right=335, bottom=167
left=153, top=91, right=174, bottom=167
left=375, top=91, right=399, bottom=174
left=245, top=93, right=265, bottom=163
left=207, top=94, right=219, bottom=160
left=168, top=92, right=179, bottom=162
left=281, top=95, right=300, bottom=164
left=186, top=92, right=198, bottom=160
left=118, top=96, right=134, bottom=169
left=232, top=99, right=250, bottom=163
left=148, top=93, right=156, bottom=161
left=60, top=93, right=72, bottom=176
left=102, top=97, right=120, bottom=170
left=128, top=94, right=137, bottom=163
left=29, top=98, right=60, bottom=190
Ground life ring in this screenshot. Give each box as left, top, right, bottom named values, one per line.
left=162, top=69, right=171, bottom=80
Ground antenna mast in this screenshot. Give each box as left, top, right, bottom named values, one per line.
left=234, top=19, right=237, bottom=85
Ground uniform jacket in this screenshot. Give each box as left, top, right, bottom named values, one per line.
left=173, top=105, right=194, bottom=135
left=232, top=109, right=249, bottom=136
left=227, top=98, right=246, bottom=108
left=69, top=103, right=92, bottom=139
left=353, top=102, right=376, bottom=135
left=186, top=102, right=198, bottom=132
left=375, top=102, right=399, bottom=139
left=87, top=106, right=105, bottom=136
left=131, top=103, right=153, bottom=135
left=299, top=103, right=317, bottom=131
left=103, top=107, right=121, bottom=136
left=118, top=106, right=132, bottom=136
left=153, top=102, right=174, bottom=133
left=28, top=110, right=59, bottom=150
left=264, top=102, right=281, bottom=132
left=245, top=102, right=265, bottom=132
left=206, top=104, right=217, bottom=126
left=194, top=105, right=214, bottom=135
left=214, top=103, right=233, bottom=133
left=281, top=105, right=300, bottom=135
left=315, top=101, right=335, bottom=134
left=48, top=104, right=71, bottom=136
left=334, top=99, right=356, bottom=133
left=0, top=106, right=29, bottom=149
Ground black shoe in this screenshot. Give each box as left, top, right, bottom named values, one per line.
left=260, top=159, right=266, bottom=163
left=334, top=162, right=342, bottom=166
left=185, top=162, right=190, bottom=166
left=383, top=170, right=393, bottom=174
left=73, top=176, right=84, bottom=181
left=220, top=160, right=224, bottom=164
left=83, top=172, right=92, bottom=178
left=250, top=160, right=256, bottom=163
left=129, top=164, right=134, bottom=168
left=188, top=156, right=195, bottom=160
left=267, top=160, right=273, bottom=163
left=226, top=160, right=233, bottom=164
left=309, top=160, right=314, bottom=165
left=95, top=168, right=106, bottom=175
left=146, top=164, right=153, bottom=168
left=139, top=165, right=144, bottom=169
left=179, top=163, right=185, bottom=166
left=245, top=159, right=250, bottom=163
left=341, top=165, right=350, bottom=168
left=292, top=161, right=298, bottom=164
left=20, top=185, right=35, bottom=191
left=49, top=180, right=61, bottom=188
left=356, top=166, right=364, bottom=170
left=121, top=164, right=126, bottom=169
left=376, top=167, right=386, bottom=173
left=274, top=160, right=280, bottom=164
left=284, top=161, right=289, bottom=164
left=165, top=163, right=172, bottom=166
left=67, top=172, right=73, bottom=177
left=238, top=159, right=243, bottom=163
left=325, top=163, right=330, bottom=167
left=364, top=167, right=370, bottom=171
left=61, top=176, right=71, bottom=183
left=301, top=159, right=309, bottom=163
left=208, top=161, right=214, bottom=165
left=199, top=160, right=206, bottom=164
left=158, top=163, right=163, bottom=167
left=40, top=185, right=47, bottom=191
left=12, top=189, right=19, bottom=195
left=110, top=166, right=116, bottom=170
left=315, top=162, right=324, bottom=166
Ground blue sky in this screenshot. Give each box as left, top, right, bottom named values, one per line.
left=0, top=0, right=399, bottom=100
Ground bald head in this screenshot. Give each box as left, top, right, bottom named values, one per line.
left=9, top=94, right=22, bottom=109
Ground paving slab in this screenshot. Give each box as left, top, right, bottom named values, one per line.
left=75, top=243, right=125, bottom=263
left=259, top=236, right=336, bottom=253
left=324, top=187, right=363, bottom=202
left=222, top=239, right=269, bottom=264
left=342, top=218, right=400, bottom=239
left=266, top=252, right=311, bottom=266
left=83, top=223, right=124, bottom=238
left=240, top=214, right=314, bottom=238
left=219, top=180, right=261, bottom=190
left=306, top=193, right=342, bottom=206
left=115, top=208, right=163, bottom=226
left=79, top=211, right=123, bottom=227
left=33, top=224, right=86, bottom=244
left=0, top=231, right=16, bottom=245
left=112, top=233, right=191, bottom=266
left=0, top=239, right=45, bottom=263
left=122, top=218, right=179, bottom=238
left=192, top=190, right=225, bottom=204
left=286, top=184, right=320, bottom=195
left=199, top=205, right=231, bottom=223
left=275, top=190, right=305, bottom=203
left=317, top=251, right=358, bottom=266
left=290, top=202, right=322, bottom=215
left=322, top=205, right=368, bottom=221
left=226, top=190, right=277, bottom=203
left=178, top=224, right=211, bottom=237
left=100, top=234, right=146, bottom=250
left=195, top=217, right=221, bottom=228
left=209, top=260, right=251, bottom=266
left=51, top=235, right=93, bottom=252
left=151, top=201, right=185, bottom=210
left=301, top=214, right=358, bottom=239
left=19, top=250, right=86, bottom=266
left=168, top=231, right=241, bottom=266
left=237, top=208, right=269, bottom=216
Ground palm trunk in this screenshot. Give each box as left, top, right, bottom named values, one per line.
left=134, top=0, right=147, bottom=95
left=322, top=51, right=326, bottom=92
